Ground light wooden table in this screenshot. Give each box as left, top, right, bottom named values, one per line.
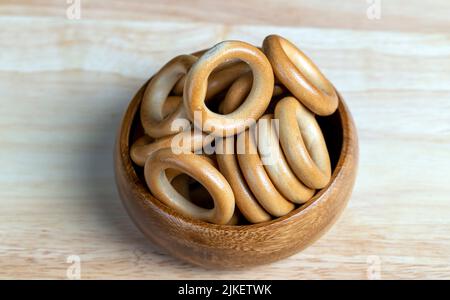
left=1, top=0, right=449, bottom=279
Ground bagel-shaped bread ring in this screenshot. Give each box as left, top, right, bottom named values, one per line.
left=275, top=96, right=332, bottom=189
left=218, top=72, right=285, bottom=114
left=144, top=148, right=235, bottom=224
left=263, top=35, right=338, bottom=116
left=140, top=54, right=197, bottom=138
left=130, top=130, right=213, bottom=166
left=236, top=128, right=295, bottom=217
left=165, top=165, right=239, bottom=225
left=257, top=114, right=315, bottom=203
left=216, top=136, right=272, bottom=223
left=216, top=90, right=271, bottom=223
left=184, top=41, right=274, bottom=137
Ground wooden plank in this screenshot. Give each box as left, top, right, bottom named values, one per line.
left=0, top=0, right=449, bottom=33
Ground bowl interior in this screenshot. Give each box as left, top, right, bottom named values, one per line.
left=125, top=88, right=344, bottom=227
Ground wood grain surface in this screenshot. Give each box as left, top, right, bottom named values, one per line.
left=0, top=0, right=449, bottom=279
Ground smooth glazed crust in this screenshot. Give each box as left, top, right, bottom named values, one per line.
left=183, top=41, right=274, bottom=137
left=263, top=34, right=338, bottom=116
left=258, top=114, right=315, bottom=203
left=275, top=97, right=332, bottom=189
left=144, top=148, right=235, bottom=224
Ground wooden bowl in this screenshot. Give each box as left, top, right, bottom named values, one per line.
left=114, top=82, right=359, bottom=268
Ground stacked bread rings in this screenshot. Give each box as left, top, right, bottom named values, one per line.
left=131, top=35, right=339, bottom=225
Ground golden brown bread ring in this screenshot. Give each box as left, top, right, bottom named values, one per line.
left=257, top=114, right=315, bottom=203
left=167, top=169, right=239, bottom=225
left=275, top=96, right=332, bottom=189
left=140, top=55, right=197, bottom=138
left=216, top=137, right=272, bottom=223
left=144, top=148, right=235, bottom=224
left=263, top=34, right=338, bottom=116
left=184, top=41, right=274, bottom=137
left=236, top=128, right=295, bottom=217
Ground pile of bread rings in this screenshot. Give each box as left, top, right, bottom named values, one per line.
left=130, top=35, right=339, bottom=225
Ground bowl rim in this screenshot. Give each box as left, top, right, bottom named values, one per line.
left=117, top=82, right=355, bottom=231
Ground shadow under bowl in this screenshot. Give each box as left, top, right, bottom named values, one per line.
left=114, top=83, right=359, bottom=269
